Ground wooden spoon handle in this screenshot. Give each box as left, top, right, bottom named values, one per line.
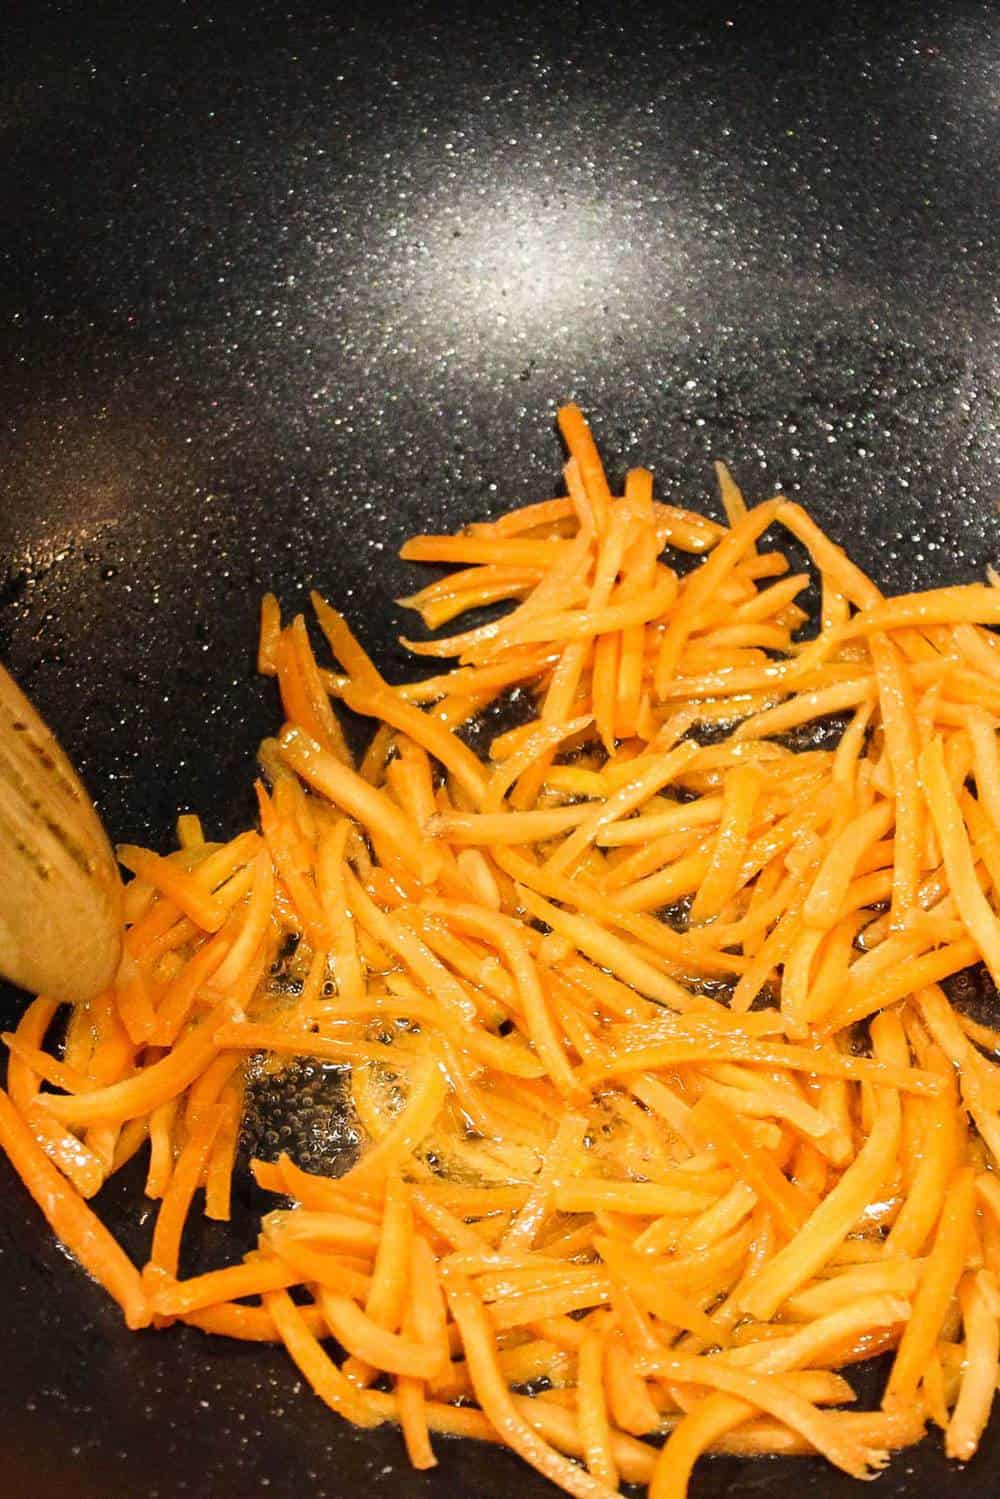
left=0, top=663, right=122, bottom=1004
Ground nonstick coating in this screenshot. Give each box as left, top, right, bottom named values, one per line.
left=3, top=1, right=1000, bottom=1495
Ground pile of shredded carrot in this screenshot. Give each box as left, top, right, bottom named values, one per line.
left=7, top=404, right=1000, bottom=1497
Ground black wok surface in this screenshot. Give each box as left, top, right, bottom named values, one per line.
left=2, top=1, right=1000, bottom=1494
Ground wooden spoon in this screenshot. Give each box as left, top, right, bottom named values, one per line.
left=0, top=662, right=122, bottom=1004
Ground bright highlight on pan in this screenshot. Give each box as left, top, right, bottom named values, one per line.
left=5, top=405, right=1000, bottom=1498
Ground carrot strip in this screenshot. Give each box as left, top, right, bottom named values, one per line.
left=204, top=1081, right=242, bottom=1221
left=742, top=1088, right=901, bottom=1321
left=148, top=1103, right=225, bottom=1278
left=420, top=900, right=582, bottom=1100
left=145, top=1097, right=179, bottom=1200
left=557, top=404, right=613, bottom=533
left=591, top=632, right=620, bottom=755
left=42, top=1021, right=222, bottom=1126
left=655, top=501, right=781, bottom=695
left=920, top=736, right=1000, bottom=984
left=870, top=633, right=923, bottom=920
left=117, top=846, right=229, bottom=932
left=3, top=1031, right=92, bottom=1095
left=576, top=1318, right=618, bottom=1487
left=254, top=780, right=329, bottom=946
left=257, top=592, right=281, bottom=674
left=396, top=1365, right=436, bottom=1470
left=946, top=1270, right=1000, bottom=1460
left=0, top=1087, right=150, bottom=1328
left=276, top=625, right=339, bottom=757
left=317, top=1289, right=445, bottom=1378
left=652, top=1296, right=910, bottom=1498
left=338, top=1050, right=448, bottom=1189
left=278, top=728, right=442, bottom=885
left=691, top=1095, right=809, bottom=1238
left=151, top=1257, right=302, bottom=1317
left=265, top=1287, right=383, bottom=1428
left=340, top=679, right=487, bottom=802
left=883, top=1048, right=958, bottom=1258
left=183, top=1299, right=326, bottom=1342
left=152, top=931, right=232, bottom=1045
left=884, top=1166, right=976, bottom=1410
left=641, top=1350, right=889, bottom=1480
left=444, top=1270, right=618, bottom=1499
left=688, top=764, right=763, bottom=924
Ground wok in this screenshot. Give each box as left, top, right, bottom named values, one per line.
left=2, top=0, right=1000, bottom=1494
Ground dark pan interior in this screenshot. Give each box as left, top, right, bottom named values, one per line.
left=2, top=1, right=1000, bottom=1494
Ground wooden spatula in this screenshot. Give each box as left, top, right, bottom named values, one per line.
left=0, top=662, right=122, bottom=1004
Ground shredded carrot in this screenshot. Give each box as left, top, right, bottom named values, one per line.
left=145, top=1097, right=179, bottom=1200
left=183, top=1298, right=326, bottom=1342
left=884, top=1166, right=976, bottom=1410
left=445, top=1270, right=618, bottom=1499
left=690, top=1094, right=809, bottom=1238
left=204, top=1080, right=242, bottom=1221
left=42, top=1020, right=222, bottom=1125
left=9, top=404, right=1000, bottom=1499
left=278, top=728, right=442, bottom=885
left=148, top=1103, right=225, bottom=1279
left=265, top=1287, right=383, bottom=1427
left=0, top=1087, right=149, bottom=1328
left=257, top=593, right=282, bottom=675
left=117, top=846, right=229, bottom=932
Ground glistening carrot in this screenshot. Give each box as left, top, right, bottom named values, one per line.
left=0, top=1087, right=150, bottom=1329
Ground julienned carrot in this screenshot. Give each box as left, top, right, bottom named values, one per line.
left=152, top=930, right=232, bottom=1045
left=516, top=885, right=709, bottom=1015
left=42, top=1020, right=222, bottom=1126
left=337, top=1051, right=448, bottom=1189
left=338, top=1173, right=416, bottom=1389
left=468, top=570, right=678, bottom=654
left=278, top=727, right=442, bottom=885
left=557, top=404, right=613, bottom=535
left=651, top=1296, right=910, bottom=1499
left=400, top=536, right=568, bottom=568
left=445, top=1271, right=619, bottom=1499
left=420, top=900, right=583, bottom=1100
left=339, top=677, right=487, bottom=802
left=591, top=1238, right=721, bottom=1342
left=690, top=1094, right=810, bottom=1238
left=204, top=1083, right=242, bottom=1222
left=654, top=501, right=783, bottom=695
left=883, top=1166, right=976, bottom=1410
left=12, top=405, right=1000, bottom=1499
left=946, top=1271, right=1000, bottom=1460
left=265, top=1288, right=383, bottom=1428
left=3, top=1031, right=92, bottom=1095
left=0, top=1087, right=149, bottom=1328
left=150, top=1256, right=302, bottom=1317
left=148, top=1104, right=225, bottom=1278
left=870, top=634, right=922, bottom=920
left=920, top=736, right=1000, bottom=985
left=317, top=1288, right=444, bottom=1378
left=116, top=846, right=229, bottom=932
left=289, top=614, right=355, bottom=765
left=254, top=780, right=330, bottom=947
left=145, top=1097, right=179, bottom=1200
left=257, top=592, right=282, bottom=675
left=742, top=1089, right=901, bottom=1321
left=576, top=1318, right=618, bottom=1487
left=276, top=625, right=335, bottom=755
left=183, top=1298, right=327, bottom=1342
left=584, top=1037, right=942, bottom=1095
left=396, top=1358, right=437, bottom=1469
